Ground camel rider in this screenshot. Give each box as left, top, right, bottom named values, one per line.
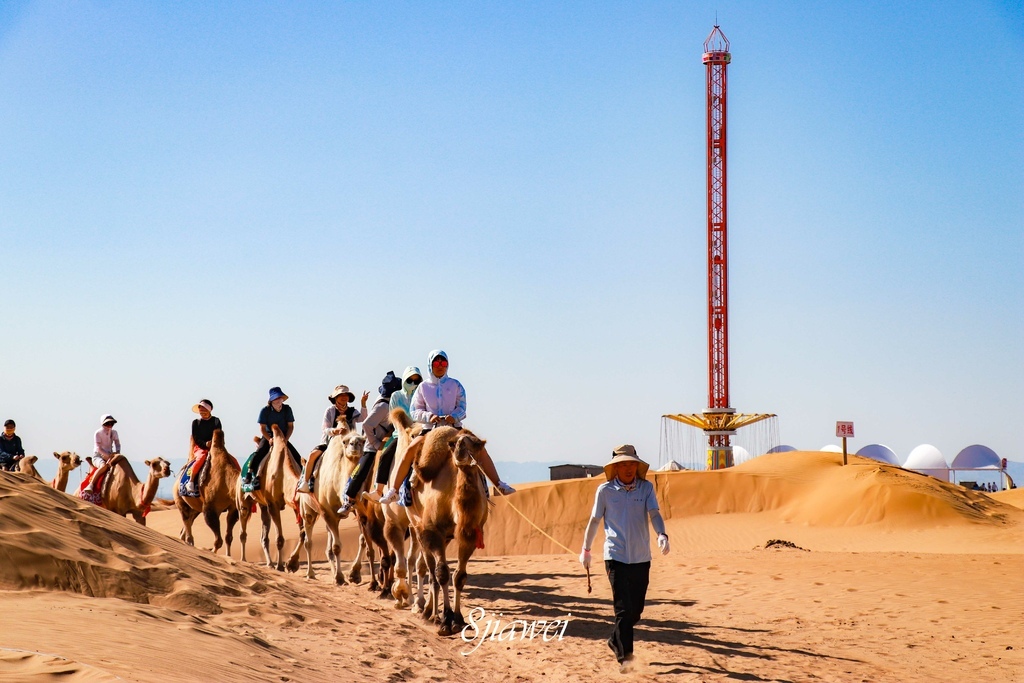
left=0, top=419, right=26, bottom=472
left=378, top=349, right=515, bottom=504
left=297, top=384, right=368, bottom=493
left=390, top=366, right=423, bottom=419
left=84, top=414, right=122, bottom=493
left=243, top=387, right=302, bottom=490
left=337, top=371, right=402, bottom=515
left=186, top=399, right=222, bottom=495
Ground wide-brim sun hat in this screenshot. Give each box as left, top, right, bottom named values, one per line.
left=328, top=385, right=355, bottom=403
left=100, top=414, right=117, bottom=426
left=603, top=444, right=649, bottom=481
left=267, top=387, right=288, bottom=403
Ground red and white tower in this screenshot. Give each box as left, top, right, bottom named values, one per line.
left=664, top=25, right=775, bottom=468
left=703, top=25, right=734, bottom=467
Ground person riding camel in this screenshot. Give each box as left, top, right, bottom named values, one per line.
left=242, top=387, right=302, bottom=490
left=83, top=414, right=122, bottom=494
left=186, top=399, right=222, bottom=495
left=297, top=384, right=368, bottom=493
left=337, top=371, right=402, bottom=515
left=377, top=349, right=515, bottom=504
left=0, top=419, right=26, bottom=472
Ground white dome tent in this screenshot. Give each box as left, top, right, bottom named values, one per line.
left=732, top=445, right=752, bottom=465
left=820, top=445, right=842, bottom=453
left=855, top=444, right=900, bottom=466
left=950, top=444, right=1008, bottom=488
left=904, top=444, right=950, bottom=483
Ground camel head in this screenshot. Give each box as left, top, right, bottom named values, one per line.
left=342, top=433, right=366, bottom=462
left=53, top=451, right=83, bottom=472
left=17, top=455, right=39, bottom=470
left=452, top=431, right=487, bottom=471
left=144, top=457, right=173, bottom=479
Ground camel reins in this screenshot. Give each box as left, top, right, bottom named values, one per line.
left=468, top=460, right=593, bottom=594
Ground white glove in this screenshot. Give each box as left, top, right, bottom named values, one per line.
left=657, top=534, right=670, bottom=556
left=579, top=548, right=592, bottom=570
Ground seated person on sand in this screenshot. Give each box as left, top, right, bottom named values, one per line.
left=337, top=371, right=402, bottom=514
left=375, top=349, right=515, bottom=505
left=242, top=387, right=302, bottom=489
left=0, top=419, right=26, bottom=472
left=298, top=384, right=368, bottom=493
left=84, top=414, right=123, bottom=493
left=186, top=399, right=222, bottom=495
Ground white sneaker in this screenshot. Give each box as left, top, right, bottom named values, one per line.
left=378, top=487, right=398, bottom=505
left=361, top=490, right=382, bottom=503
left=496, top=481, right=516, bottom=495
left=336, top=498, right=353, bottom=518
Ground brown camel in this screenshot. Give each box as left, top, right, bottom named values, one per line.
left=382, top=417, right=428, bottom=611
left=16, top=455, right=45, bottom=482
left=351, top=475, right=394, bottom=597
left=97, top=456, right=172, bottom=525
left=391, top=409, right=490, bottom=635
left=51, top=451, right=83, bottom=492
left=297, top=432, right=365, bottom=582
left=238, top=425, right=305, bottom=571
left=174, top=429, right=241, bottom=557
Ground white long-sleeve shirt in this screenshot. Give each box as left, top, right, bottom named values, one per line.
left=94, top=427, right=121, bottom=460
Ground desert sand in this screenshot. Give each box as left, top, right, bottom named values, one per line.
left=1, top=451, right=1021, bottom=682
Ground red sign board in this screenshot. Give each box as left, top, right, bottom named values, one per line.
left=836, top=422, right=855, bottom=438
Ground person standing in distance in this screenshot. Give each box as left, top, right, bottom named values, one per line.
left=580, top=444, right=670, bottom=673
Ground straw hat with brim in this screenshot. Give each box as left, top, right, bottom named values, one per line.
left=328, top=385, right=355, bottom=403
left=100, top=414, right=117, bottom=426
left=603, top=444, right=649, bottom=481
left=267, top=387, right=288, bottom=403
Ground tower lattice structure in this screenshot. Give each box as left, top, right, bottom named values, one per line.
left=663, top=25, right=775, bottom=469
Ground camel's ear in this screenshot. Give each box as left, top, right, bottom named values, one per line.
left=54, top=452, right=61, bottom=459
left=144, top=459, right=152, bottom=466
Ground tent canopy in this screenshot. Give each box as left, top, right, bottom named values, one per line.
left=951, top=444, right=1002, bottom=470
left=855, top=443, right=900, bottom=465
left=904, top=444, right=949, bottom=470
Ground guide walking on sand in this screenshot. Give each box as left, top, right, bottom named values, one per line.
left=580, top=444, right=670, bottom=673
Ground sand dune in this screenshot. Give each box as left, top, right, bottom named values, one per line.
left=1, top=451, right=1021, bottom=682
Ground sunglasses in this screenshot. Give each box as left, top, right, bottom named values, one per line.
left=406, top=378, right=423, bottom=385
left=431, top=359, right=448, bottom=366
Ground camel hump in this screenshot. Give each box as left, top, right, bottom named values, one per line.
left=390, top=408, right=413, bottom=430
left=211, top=429, right=225, bottom=448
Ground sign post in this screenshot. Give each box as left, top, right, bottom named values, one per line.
left=836, top=421, right=855, bottom=465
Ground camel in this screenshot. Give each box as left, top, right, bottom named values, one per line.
left=51, top=451, right=83, bottom=492
left=390, top=409, right=491, bottom=635
left=296, top=432, right=367, bottom=583
left=350, top=473, right=395, bottom=597
left=16, top=455, right=45, bottom=482
left=174, top=429, right=241, bottom=557
left=96, top=456, right=172, bottom=524
left=382, top=488, right=428, bottom=611
left=237, top=425, right=305, bottom=571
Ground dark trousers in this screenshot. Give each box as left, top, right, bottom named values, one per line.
left=345, top=450, right=377, bottom=499
left=250, top=437, right=301, bottom=476
left=374, top=438, right=397, bottom=486
left=605, top=560, right=650, bottom=662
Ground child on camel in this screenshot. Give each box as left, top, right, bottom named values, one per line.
left=186, top=399, right=222, bottom=495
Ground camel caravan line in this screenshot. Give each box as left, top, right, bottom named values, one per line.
left=0, top=414, right=499, bottom=637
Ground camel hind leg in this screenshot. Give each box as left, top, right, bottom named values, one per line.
left=203, top=506, right=224, bottom=554
left=224, top=506, right=239, bottom=558
left=298, top=507, right=318, bottom=579
left=259, top=504, right=274, bottom=567
left=384, top=519, right=410, bottom=609
left=325, top=515, right=346, bottom=585
left=238, top=499, right=252, bottom=562
left=348, top=534, right=366, bottom=584
left=178, top=501, right=200, bottom=547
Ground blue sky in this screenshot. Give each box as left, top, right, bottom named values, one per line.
left=2, top=1, right=1021, bottom=484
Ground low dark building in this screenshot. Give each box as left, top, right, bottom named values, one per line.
left=549, top=464, right=604, bottom=481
